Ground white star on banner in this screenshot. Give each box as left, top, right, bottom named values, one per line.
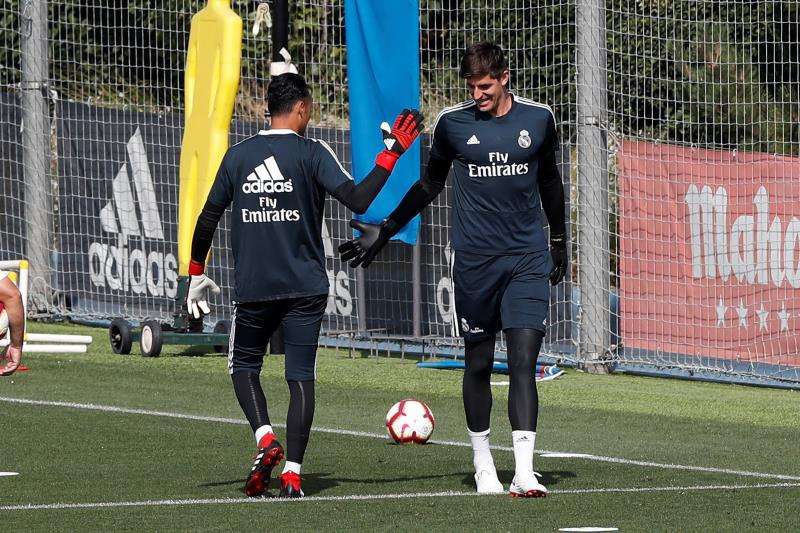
left=778, top=305, right=791, bottom=332
left=716, top=298, right=727, bottom=326
left=737, top=300, right=748, bottom=328
left=756, top=304, right=769, bottom=331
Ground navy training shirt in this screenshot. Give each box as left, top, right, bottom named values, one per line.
left=429, top=94, right=559, bottom=255
left=206, top=129, right=353, bottom=302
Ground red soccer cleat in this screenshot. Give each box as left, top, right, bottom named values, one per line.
left=244, top=434, right=284, bottom=497
left=279, top=471, right=304, bottom=498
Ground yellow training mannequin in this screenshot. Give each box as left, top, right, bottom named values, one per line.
left=178, top=0, right=242, bottom=275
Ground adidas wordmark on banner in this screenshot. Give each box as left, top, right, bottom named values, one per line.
left=88, top=127, right=179, bottom=298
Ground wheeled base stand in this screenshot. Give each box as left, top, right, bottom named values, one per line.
left=108, top=276, right=231, bottom=357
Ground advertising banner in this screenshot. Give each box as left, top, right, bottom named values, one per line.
left=619, top=140, right=800, bottom=366
left=0, top=93, right=26, bottom=260
left=57, top=102, right=182, bottom=316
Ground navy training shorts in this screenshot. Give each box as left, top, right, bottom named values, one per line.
left=228, top=294, right=327, bottom=381
left=454, top=249, right=552, bottom=343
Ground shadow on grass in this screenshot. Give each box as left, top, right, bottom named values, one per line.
left=172, top=346, right=226, bottom=358
left=201, top=470, right=514, bottom=497
left=199, top=473, right=341, bottom=497
left=199, top=479, right=245, bottom=488
left=461, top=469, right=577, bottom=489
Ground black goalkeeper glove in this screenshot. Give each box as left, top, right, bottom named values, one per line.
left=338, top=218, right=400, bottom=268
left=375, top=109, right=425, bottom=172
left=549, top=233, right=568, bottom=285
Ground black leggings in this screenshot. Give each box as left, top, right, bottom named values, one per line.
left=462, top=328, right=544, bottom=432
left=232, top=372, right=315, bottom=463
left=285, top=379, right=315, bottom=463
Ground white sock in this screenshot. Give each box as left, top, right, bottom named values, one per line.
left=468, top=428, right=495, bottom=472
left=512, top=430, right=536, bottom=478
left=282, top=461, right=302, bottom=475
left=254, top=424, right=274, bottom=446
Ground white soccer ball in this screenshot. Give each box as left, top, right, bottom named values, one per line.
left=385, top=399, right=435, bottom=444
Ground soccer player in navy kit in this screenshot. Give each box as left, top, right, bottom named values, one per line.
left=339, top=43, right=567, bottom=497
left=187, top=73, right=423, bottom=498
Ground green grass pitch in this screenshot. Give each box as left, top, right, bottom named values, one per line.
left=1, top=322, right=798, bottom=531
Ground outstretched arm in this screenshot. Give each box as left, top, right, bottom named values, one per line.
left=338, top=154, right=451, bottom=268
left=323, top=109, right=425, bottom=214
left=338, top=108, right=455, bottom=268
left=330, top=166, right=391, bottom=215
left=384, top=154, right=450, bottom=228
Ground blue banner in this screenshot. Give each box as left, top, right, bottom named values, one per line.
left=344, top=0, right=421, bottom=244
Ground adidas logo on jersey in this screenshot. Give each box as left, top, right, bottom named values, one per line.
left=467, top=135, right=480, bottom=145
left=242, top=156, right=294, bottom=194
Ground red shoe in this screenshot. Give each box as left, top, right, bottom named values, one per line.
left=279, top=471, right=304, bottom=498
left=244, top=434, right=284, bottom=497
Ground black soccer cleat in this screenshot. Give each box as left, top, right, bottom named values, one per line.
left=244, top=435, right=285, bottom=497
left=279, top=471, right=304, bottom=498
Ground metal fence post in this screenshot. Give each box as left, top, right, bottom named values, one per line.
left=356, top=268, right=367, bottom=334
left=20, top=0, right=53, bottom=299
left=576, top=0, right=610, bottom=370
left=412, top=242, right=421, bottom=338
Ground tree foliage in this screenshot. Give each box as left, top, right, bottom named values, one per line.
left=1, top=0, right=798, bottom=153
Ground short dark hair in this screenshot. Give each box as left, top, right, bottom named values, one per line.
left=267, top=73, right=311, bottom=116
left=459, top=42, right=508, bottom=79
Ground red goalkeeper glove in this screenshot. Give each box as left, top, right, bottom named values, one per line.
left=375, top=108, right=425, bottom=172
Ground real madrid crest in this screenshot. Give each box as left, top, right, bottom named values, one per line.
left=518, top=129, right=531, bottom=148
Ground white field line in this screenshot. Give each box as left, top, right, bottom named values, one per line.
left=1, top=482, right=799, bottom=512
left=2, top=396, right=799, bottom=483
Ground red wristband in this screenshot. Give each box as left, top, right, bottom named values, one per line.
left=376, top=150, right=399, bottom=172
left=188, top=260, right=205, bottom=276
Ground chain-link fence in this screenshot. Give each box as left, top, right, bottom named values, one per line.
left=1, top=1, right=799, bottom=386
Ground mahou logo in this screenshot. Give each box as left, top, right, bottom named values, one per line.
left=87, top=128, right=179, bottom=297
left=685, top=185, right=800, bottom=288
left=619, top=140, right=800, bottom=359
